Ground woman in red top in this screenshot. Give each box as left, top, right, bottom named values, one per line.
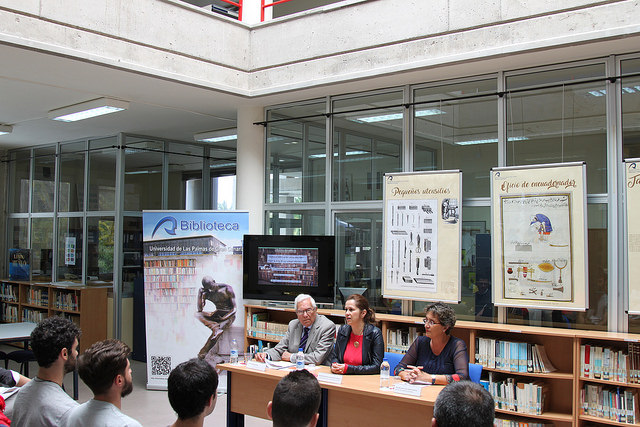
left=328, top=294, right=384, bottom=374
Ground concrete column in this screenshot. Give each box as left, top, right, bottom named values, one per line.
left=242, top=0, right=271, bottom=24
left=236, top=106, right=265, bottom=234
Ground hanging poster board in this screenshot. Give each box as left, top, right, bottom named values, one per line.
left=382, top=170, right=462, bottom=302
left=491, top=163, right=588, bottom=310
left=142, top=210, right=248, bottom=390
left=626, top=159, right=640, bottom=314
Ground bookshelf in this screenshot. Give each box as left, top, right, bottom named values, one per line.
left=0, top=279, right=108, bottom=351
left=243, top=304, right=640, bottom=426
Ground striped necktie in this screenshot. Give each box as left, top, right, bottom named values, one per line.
left=299, top=327, right=310, bottom=351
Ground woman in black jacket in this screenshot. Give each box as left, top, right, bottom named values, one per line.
left=329, top=294, right=384, bottom=374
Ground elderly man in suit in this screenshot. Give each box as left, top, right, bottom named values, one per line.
left=255, top=294, right=335, bottom=365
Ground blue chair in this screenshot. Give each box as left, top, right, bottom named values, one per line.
left=384, top=351, right=404, bottom=375
left=468, top=362, right=482, bottom=383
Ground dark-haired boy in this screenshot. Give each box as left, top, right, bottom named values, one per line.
left=267, top=370, right=321, bottom=427
left=64, top=339, right=141, bottom=427
left=168, top=358, right=219, bottom=427
left=5, top=316, right=81, bottom=426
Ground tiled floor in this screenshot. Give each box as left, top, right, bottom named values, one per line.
left=2, top=344, right=270, bottom=426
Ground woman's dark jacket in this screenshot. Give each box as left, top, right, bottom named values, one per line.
left=327, top=323, right=384, bottom=374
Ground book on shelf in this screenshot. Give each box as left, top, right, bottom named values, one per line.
left=386, top=326, right=419, bottom=353
left=581, top=344, right=629, bottom=383
left=487, top=372, right=546, bottom=415
left=581, top=384, right=639, bottom=423
left=8, top=248, right=30, bottom=280
left=0, top=283, right=19, bottom=302
left=475, top=338, right=556, bottom=373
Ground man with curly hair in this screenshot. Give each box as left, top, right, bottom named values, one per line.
left=5, top=316, right=81, bottom=426
left=64, top=339, right=141, bottom=427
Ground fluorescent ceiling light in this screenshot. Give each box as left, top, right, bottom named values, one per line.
left=454, top=136, right=528, bottom=146
left=351, top=109, right=444, bottom=123
left=587, top=87, right=639, bottom=97
left=48, top=98, right=129, bottom=122
left=309, top=150, right=369, bottom=159
left=0, top=124, right=13, bottom=135
left=194, top=128, right=237, bottom=143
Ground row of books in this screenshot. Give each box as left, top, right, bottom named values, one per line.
left=247, top=313, right=288, bottom=341
left=581, top=384, right=638, bottom=423
left=494, top=419, right=551, bottom=427
left=386, top=327, right=419, bottom=354
left=580, top=344, right=631, bottom=382
left=26, top=288, right=49, bottom=307
left=0, top=283, right=19, bottom=302
left=22, top=308, right=47, bottom=323
left=143, top=274, right=196, bottom=283
left=54, top=312, right=80, bottom=326
left=53, top=292, right=79, bottom=311
left=2, top=303, right=18, bottom=322
left=487, top=374, right=546, bottom=415
left=475, top=338, right=557, bottom=373
left=144, top=259, right=196, bottom=268
left=145, top=267, right=198, bottom=275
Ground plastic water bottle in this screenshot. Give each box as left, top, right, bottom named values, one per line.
left=380, top=358, right=391, bottom=390
left=296, top=347, right=305, bottom=370
left=230, top=339, right=239, bottom=365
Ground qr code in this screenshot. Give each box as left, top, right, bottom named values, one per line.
left=151, top=356, right=172, bottom=376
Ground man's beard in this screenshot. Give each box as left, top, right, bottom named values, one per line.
left=63, top=354, right=76, bottom=374
left=121, top=377, right=133, bottom=398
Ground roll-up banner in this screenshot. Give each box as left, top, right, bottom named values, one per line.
left=383, top=170, right=462, bottom=303
left=142, top=210, right=248, bottom=390
left=626, top=159, right=640, bottom=314
left=491, top=163, right=588, bottom=310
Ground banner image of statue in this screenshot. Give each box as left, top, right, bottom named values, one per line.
left=491, top=162, right=588, bottom=310
left=501, top=194, right=572, bottom=301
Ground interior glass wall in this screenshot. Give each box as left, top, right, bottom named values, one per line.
left=265, top=210, right=325, bottom=235
left=9, top=150, right=30, bottom=213
left=58, top=142, right=85, bottom=212
left=30, top=217, right=53, bottom=282
left=56, top=217, right=83, bottom=282
left=88, top=138, right=117, bottom=212
left=622, top=58, right=640, bottom=159
left=123, top=138, right=163, bottom=211
left=32, top=147, right=56, bottom=213
left=167, top=143, right=204, bottom=210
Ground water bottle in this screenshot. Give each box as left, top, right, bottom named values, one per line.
left=380, top=358, right=391, bottom=390
left=230, top=339, right=239, bottom=365
left=296, top=347, right=305, bottom=370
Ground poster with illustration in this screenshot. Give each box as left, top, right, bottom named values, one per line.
left=492, top=163, right=588, bottom=310
left=383, top=170, right=461, bottom=303
left=626, top=159, right=640, bottom=314
left=142, top=210, right=248, bottom=390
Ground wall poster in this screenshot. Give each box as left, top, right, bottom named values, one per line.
left=626, top=159, right=640, bottom=314
left=142, top=210, right=248, bottom=390
left=491, top=163, right=588, bottom=310
left=382, top=170, right=462, bottom=303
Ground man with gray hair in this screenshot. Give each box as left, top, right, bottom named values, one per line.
left=255, top=294, right=335, bottom=365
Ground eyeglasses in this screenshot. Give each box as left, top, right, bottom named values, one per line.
left=423, top=318, right=441, bottom=326
left=296, top=308, right=316, bottom=316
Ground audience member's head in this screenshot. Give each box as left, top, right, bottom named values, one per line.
left=78, top=339, right=132, bottom=397
left=267, top=370, right=321, bottom=427
left=168, top=358, right=219, bottom=423
left=432, top=381, right=494, bottom=427
left=31, top=316, right=81, bottom=371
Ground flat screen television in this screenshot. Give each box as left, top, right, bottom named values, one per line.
left=243, top=235, right=335, bottom=304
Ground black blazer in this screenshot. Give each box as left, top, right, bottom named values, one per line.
left=328, top=323, right=384, bottom=374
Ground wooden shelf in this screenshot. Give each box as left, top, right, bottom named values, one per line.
left=21, top=302, right=49, bottom=310
left=579, top=376, right=640, bottom=389
left=494, top=408, right=573, bottom=423
left=0, top=300, right=19, bottom=305
left=52, top=307, right=81, bottom=315
left=579, top=414, right=640, bottom=426
left=484, top=366, right=573, bottom=380
left=245, top=334, right=280, bottom=343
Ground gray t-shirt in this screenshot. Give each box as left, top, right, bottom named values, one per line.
left=5, top=377, right=78, bottom=426
left=64, top=399, right=142, bottom=427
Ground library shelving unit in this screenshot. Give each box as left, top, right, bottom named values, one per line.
left=244, top=304, right=640, bottom=426
left=0, top=279, right=108, bottom=351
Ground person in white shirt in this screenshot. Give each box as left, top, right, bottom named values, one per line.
left=64, top=339, right=141, bottom=427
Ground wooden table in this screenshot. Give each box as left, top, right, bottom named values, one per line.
left=0, top=321, right=79, bottom=399
left=219, top=363, right=443, bottom=427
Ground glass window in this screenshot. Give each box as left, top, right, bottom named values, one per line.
left=265, top=210, right=325, bottom=235
left=31, top=217, right=54, bottom=282
left=88, top=138, right=117, bottom=211
left=32, top=146, right=56, bottom=213
left=622, top=58, right=640, bottom=158
left=87, top=216, right=115, bottom=283
left=58, top=142, right=85, bottom=212
left=507, top=204, right=608, bottom=330
left=414, top=79, right=498, bottom=198
left=332, top=92, right=403, bottom=201
left=506, top=64, right=607, bottom=193
left=7, top=218, right=28, bottom=249
left=56, top=217, right=83, bottom=282
left=124, top=138, right=163, bottom=211
left=208, top=143, right=237, bottom=210
left=267, top=102, right=326, bottom=203
left=122, top=216, right=143, bottom=298
left=212, top=175, right=236, bottom=210
left=167, top=143, right=204, bottom=210
left=9, top=150, right=30, bottom=213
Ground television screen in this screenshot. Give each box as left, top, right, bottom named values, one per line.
left=243, top=235, right=335, bottom=303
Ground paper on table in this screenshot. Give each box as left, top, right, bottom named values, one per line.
left=265, top=360, right=294, bottom=369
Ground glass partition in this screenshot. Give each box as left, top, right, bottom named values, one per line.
left=124, top=138, right=163, bottom=211
left=7, top=218, right=28, bottom=250
left=168, top=143, right=204, bottom=210
left=32, top=146, right=56, bottom=213
left=86, top=216, right=115, bottom=283
left=265, top=210, right=325, bottom=235
left=9, top=150, right=30, bottom=213
left=56, top=217, right=83, bottom=282
left=58, top=142, right=86, bottom=212
left=30, top=217, right=54, bottom=282
left=622, top=58, right=640, bottom=158
left=88, top=138, right=117, bottom=211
